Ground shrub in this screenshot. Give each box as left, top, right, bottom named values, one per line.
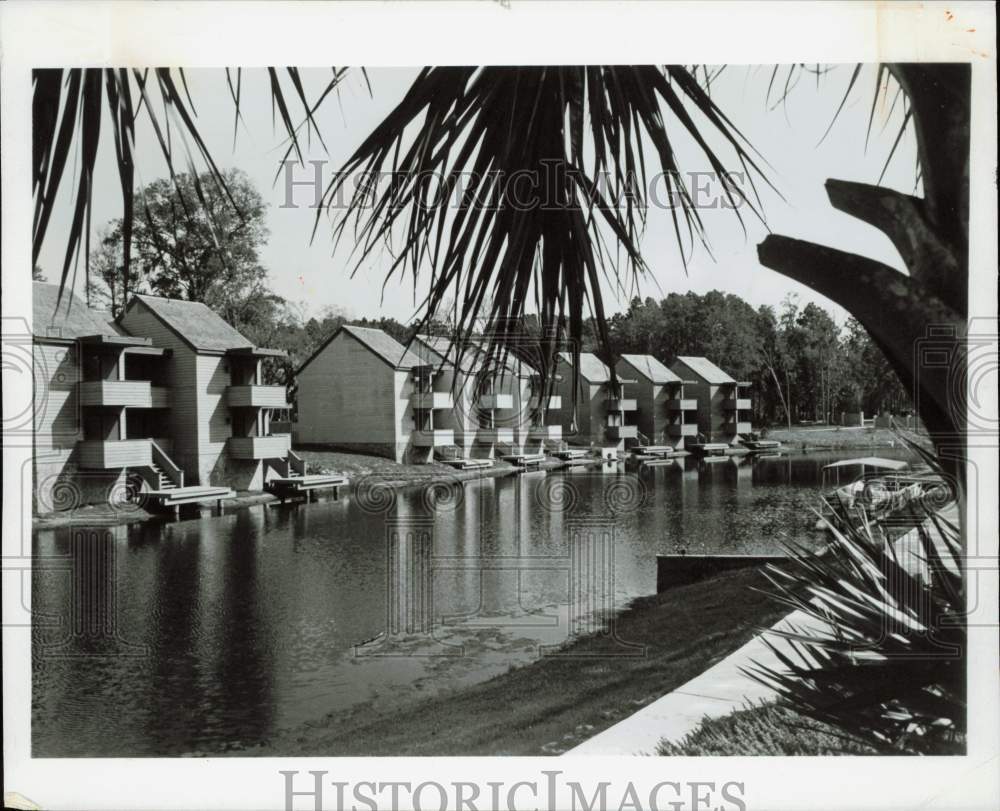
left=747, top=437, right=965, bottom=754
left=657, top=701, right=875, bottom=756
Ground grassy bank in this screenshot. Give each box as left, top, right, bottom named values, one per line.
left=765, top=425, right=930, bottom=451
left=34, top=449, right=564, bottom=530
left=240, top=567, right=790, bottom=756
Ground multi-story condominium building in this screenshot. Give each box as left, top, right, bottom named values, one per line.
left=120, top=294, right=292, bottom=488
left=295, top=324, right=452, bottom=463
left=668, top=356, right=751, bottom=443
left=614, top=354, right=698, bottom=449
left=552, top=352, right=637, bottom=448
left=413, top=335, right=565, bottom=458
left=32, top=282, right=292, bottom=511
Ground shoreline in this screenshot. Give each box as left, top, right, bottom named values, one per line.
left=31, top=452, right=574, bottom=531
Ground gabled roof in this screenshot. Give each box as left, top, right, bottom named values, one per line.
left=129, top=294, right=253, bottom=352
left=558, top=351, right=611, bottom=383
left=416, top=334, right=493, bottom=375
left=619, top=354, right=681, bottom=384
left=33, top=282, right=124, bottom=340
left=672, top=356, right=735, bottom=385
left=297, top=324, right=425, bottom=375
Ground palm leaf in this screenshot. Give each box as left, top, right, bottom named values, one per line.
left=318, top=66, right=771, bottom=391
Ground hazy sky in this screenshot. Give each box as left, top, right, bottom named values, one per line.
left=38, top=66, right=919, bottom=325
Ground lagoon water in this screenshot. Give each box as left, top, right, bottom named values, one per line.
left=32, top=449, right=912, bottom=756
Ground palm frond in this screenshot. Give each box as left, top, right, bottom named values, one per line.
left=318, top=65, right=771, bottom=389
left=32, top=67, right=349, bottom=311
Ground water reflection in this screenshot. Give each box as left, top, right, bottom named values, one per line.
left=33, top=448, right=914, bottom=755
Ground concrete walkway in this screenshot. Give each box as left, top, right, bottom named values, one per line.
left=565, top=609, right=815, bottom=755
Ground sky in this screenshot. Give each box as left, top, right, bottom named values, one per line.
left=37, top=66, right=920, bottom=326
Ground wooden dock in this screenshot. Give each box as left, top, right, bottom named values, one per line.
left=442, top=458, right=494, bottom=470
left=631, top=445, right=689, bottom=460
left=742, top=439, right=782, bottom=452
left=686, top=442, right=730, bottom=457
left=502, top=452, right=546, bottom=467
left=146, top=485, right=235, bottom=517
left=555, top=448, right=592, bottom=462
left=267, top=473, right=349, bottom=502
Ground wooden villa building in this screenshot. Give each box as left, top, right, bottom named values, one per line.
left=552, top=352, right=638, bottom=448
left=32, top=282, right=294, bottom=511
left=668, top=356, right=751, bottom=444
left=295, top=325, right=448, bottom=463
left=615, top=354, right=698, bottom=449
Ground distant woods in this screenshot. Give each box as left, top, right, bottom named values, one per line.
left=85, top=169, right=910, bottom=424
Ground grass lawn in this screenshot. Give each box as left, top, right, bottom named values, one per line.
left=765, top=425, right=931, bottom=451
left=244, top=567, right=790, bottom=756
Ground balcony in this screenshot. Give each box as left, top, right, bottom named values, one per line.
left=723, top=398, right=752, bottom=411
left=733, top=421, right=753, bottom=435
left=413, top=428, right=455, bottom=447
left=227, top=434, right=292, bottom=459
left=411, top=391, right=454, bottom=410
left=79, top=380, right=169, bottom=409
left=226, top=385, right=290, bottom=408
left=476, top=426, right=515, bottom=444
left=666, top=398, right=698, bottom=411
left=77, top=439, right=153, bottom=469
left=667, top=423, right=698, bottom=438
left=607, top=398, right=637, bottom=412
left=478, top=393, right=514, bottom=410
left=606, top=425, right=638, bottom=440
left=529, top=424, right=562, bottom=440
left=535, top=395, right=562, bottom=410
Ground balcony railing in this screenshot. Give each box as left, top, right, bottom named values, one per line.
left=666, top=398, right=698, bottom=411
left=607, top=398, right=637, bottom=411
left=227, top=434, right=292, bottom=459
left=528, top=424, right=562, bottom=440
left=723, top=398, right=752, bottom=411
left=534, top=394, right=562, bottom=410
left=77, top=439, right=153, bottom=469
left=478, top=393, right=514, bottom=410
left=79, top=380, right=169, bottom=409
left=226, top=385, right=290, bottom=408
left=729, top=421, right=752, bottom=435
left=606, top=425, right=638, bottom=440
left=411, top=391, right=454, bottom=410
left=476, top=426, right=515, bottom=444
left=667, top=423, right=698, bottom=437
left=412, top=428, right=455, bottom=447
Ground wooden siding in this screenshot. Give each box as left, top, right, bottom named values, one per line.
left=228, top=434, right=291, bottom=459
left=77, top=439, right=153, bottom=468
left=78, top=380, right=170, bottom=408
left=121, top=303, right=202, bottom=474
left=296, top=330, right=407, bottom=451
left=33, top=341, right=83, bottom=452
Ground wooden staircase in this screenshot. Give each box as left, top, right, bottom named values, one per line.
left=148, top=462, right=178, bottom=491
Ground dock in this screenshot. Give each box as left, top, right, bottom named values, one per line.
left=441, top=458, right=495, bottom=471
left=501, top=452, right=546, bottom=468
left=685, top=442, right=730, bottom=457
left=554, top=449, right=593, bottom=463
left=146, top=485, right=235, bottom=517
left=267, top=473, right=349, bottom=502
left=630, top=445, right=689, bottom=460
left=742, top=439, right=782, bottom=452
